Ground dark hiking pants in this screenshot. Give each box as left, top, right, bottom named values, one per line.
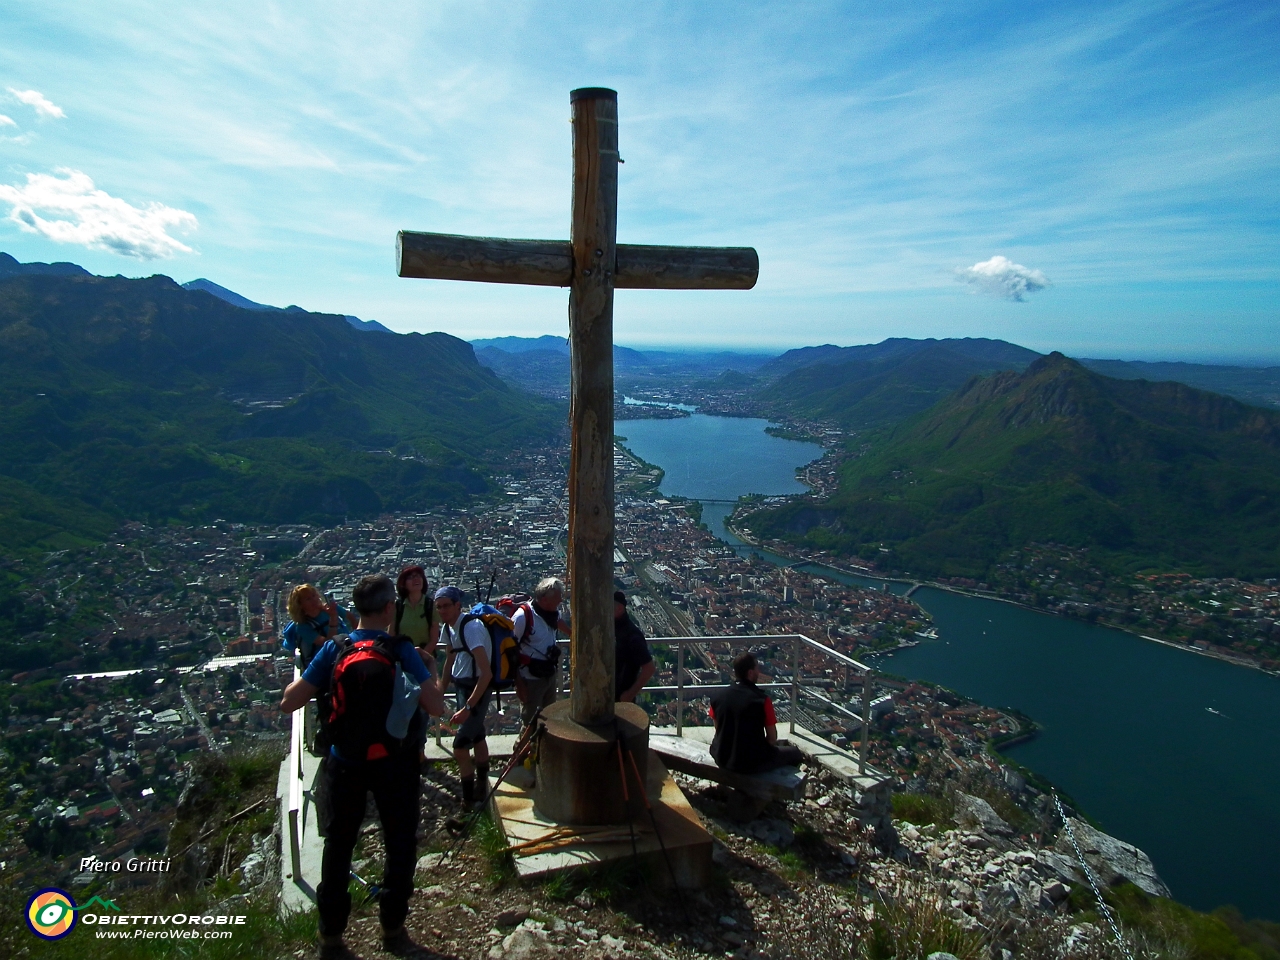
left=316, top=750, right=420, bottom=936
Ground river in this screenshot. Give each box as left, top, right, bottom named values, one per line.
left=617, top=412, right=1280, bottom=922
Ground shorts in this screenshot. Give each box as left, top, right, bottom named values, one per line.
left=452, top=681, right=491, bottom=750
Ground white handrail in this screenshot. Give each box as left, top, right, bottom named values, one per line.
left=286, top=665, right=305, bottom=884
left=638, top=632, right=875, bottom=774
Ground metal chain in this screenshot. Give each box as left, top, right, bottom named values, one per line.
left=1053, top=792, right=1137, bottom=960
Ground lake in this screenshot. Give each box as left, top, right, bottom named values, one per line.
left=618, top=412, right=1280, bottom=921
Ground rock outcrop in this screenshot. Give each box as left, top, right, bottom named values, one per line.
left=954, top=792, right=1014, bottom=836
left=1054, top=818, right=1172, bottom=898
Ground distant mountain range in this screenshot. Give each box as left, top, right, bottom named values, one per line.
left=758, top=338, right=1042, bottom=430
left=180, top=277, right=394, bottom=334
left=473, top=332, right=1280, bottom=418
left=751, top=353, right=1280, bottom=580
left=0, top=262, right=560, bottom=559
left=472, top=335, right=773, bottom=398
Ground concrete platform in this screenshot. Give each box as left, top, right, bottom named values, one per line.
left=648, top=734, right=805, bottom=801
left=651, top=723, right=892, bottom=794
left=489, top=754, right=712, bottom=889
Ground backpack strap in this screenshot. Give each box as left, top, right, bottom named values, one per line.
left=517, top=603, right=536, bottom=645
left=393, top=598, right=405, bottom=635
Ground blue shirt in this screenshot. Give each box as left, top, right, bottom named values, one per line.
left=281, top=607, right=353, bottom=661
left=302, top=629, right=432, bottom=689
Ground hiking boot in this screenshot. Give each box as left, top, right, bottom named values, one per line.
left=381, top=925, right=423, bottom=957
left=316, top=933, right=357, bottom=960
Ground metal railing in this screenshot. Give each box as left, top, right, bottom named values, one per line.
left=282, top=630, right=879, bottom=881
left=640, top=633, right=876, bottom=775
left=286, top=665, right=306, bottom=886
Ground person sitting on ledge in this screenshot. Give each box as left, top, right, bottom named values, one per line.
left=709, top=651, right=804, bottom=774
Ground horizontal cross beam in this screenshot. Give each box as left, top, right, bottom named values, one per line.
left=397, top=230, right=758, bottom=290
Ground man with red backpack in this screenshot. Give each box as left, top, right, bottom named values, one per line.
left=280, top=574, right=446, bottom=960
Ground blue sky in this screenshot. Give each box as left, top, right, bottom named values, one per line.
left=1, top=1, right=1277, bottom=360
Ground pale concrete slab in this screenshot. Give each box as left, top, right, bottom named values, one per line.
left=647, top=734, right=805, bottom=802
left=651, top=723, right=892, bottom=793
left=490, top=755, right=712, bottom=889
left=423, top=733, right=520, bottom=763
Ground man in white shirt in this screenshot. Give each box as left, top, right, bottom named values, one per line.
left=435, top=586, right=493, bottom=807
left=510, top=577, right=571, bottom=729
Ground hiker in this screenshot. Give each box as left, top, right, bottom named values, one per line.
left=279, top=574, right=445, bottom=960
left=395, top=564, right=438, bottom=766
left=282, top=583, right=353, bottom=668
left=394, top=564, right=437, bottom=660
left=614, top=590, right=655, bottom=702
left=436, top=585, right=494, bottom=807
left=509, top=577, right=570, bottom=728
left=709, top=651, right=803, bottom=774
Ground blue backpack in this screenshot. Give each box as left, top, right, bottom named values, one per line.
left=454, top=603, right=521, bottom=690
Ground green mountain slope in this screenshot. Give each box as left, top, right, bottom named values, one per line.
left=1081, top=358, right=1280, bottom=411
left=757, top=340, right=1039, bottom=429
left=0, top=271, right=562, bottom=547
left=756, top=337, right=1040, bottom=379
left=750, top=353, right=1280, bottom=579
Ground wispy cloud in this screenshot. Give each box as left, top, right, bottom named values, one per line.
left=0, top=169, right=196, bottom=259
left=0, top=114, right=15, bottom=128
left=7, top=87, right=65, bottom=119
left=955, top=255, right=1050, bottom=301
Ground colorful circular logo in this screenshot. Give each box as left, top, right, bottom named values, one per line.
left=26, top=888, right=78, bottom=940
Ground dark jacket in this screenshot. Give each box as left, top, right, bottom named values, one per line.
left=710, top=680, right=773, bottom=774
left=614, top=613, right=652, bottom=699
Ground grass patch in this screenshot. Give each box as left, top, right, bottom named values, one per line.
left=1105, top=884, right=1277, bottom=960
left=472, top=812, right=517, bottom=887
left=540, top=860, right=650, bottom=906
left=891, top=792, right=955, bottom=827
left=864, top=892, right=987, bottom=960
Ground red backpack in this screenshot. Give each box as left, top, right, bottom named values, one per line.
left=321, top=635, right=411, bottom=762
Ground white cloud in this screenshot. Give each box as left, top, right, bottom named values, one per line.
left=0, top=114, right=14, bottom=128
left=955, top=255, right=1050, bottom=301
left=0, top=169, right=197, bottom=259
left=7, top=87, right=65, bottom=119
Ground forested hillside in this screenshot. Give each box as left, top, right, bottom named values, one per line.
left=0, top=270, right=563, bottom=555
left=750, top=353, right=1280, bottom=580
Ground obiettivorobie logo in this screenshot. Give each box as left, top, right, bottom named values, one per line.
left=25, top=889, right=245, bottom=941
left=25, top=889, right=118, bottom=940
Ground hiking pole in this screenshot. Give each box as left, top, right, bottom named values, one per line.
left=485, top=571, right=497, bottom=604
left=614, top=732, right=641, bottom=863
left=614, top=722, right=649, bottom=929
left=349, top=870, right=382, bottom=905
left=619, top=731, right=689, bottom=920
left=443, top=709, right=545, bottom=859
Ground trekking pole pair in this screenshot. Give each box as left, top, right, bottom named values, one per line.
left=614, top=724, right=690, bottom=921
left=443, top=708, right=545, bottom=859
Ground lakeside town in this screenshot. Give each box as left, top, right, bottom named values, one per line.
left=0, top=438, right=1049, bottom=888
left=0, top=409, right=1275, bottom=891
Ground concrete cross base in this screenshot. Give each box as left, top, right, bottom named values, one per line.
left=489, top=753, right=713, bottom=889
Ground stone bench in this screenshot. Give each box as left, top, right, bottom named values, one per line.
left=649, top=734, right=805, bottom=818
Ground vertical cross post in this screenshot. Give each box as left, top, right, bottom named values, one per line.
left=567, top=88, right=619, bottom=726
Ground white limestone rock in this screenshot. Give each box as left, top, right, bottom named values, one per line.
left=955, top=793, right=1014, bottom=836
left=1054, top=818, right=1171, bottom=898
left=1037, top=850, right=1085, bottom=886
left=489, top=926, right=557, bottom=959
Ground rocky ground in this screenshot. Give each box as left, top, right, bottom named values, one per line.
left=294, top=761, right=1162, bottom=960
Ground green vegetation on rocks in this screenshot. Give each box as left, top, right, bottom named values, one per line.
left=0, top=271, right=562, bottom=552
left=752, top=353, right=1280, bottom=581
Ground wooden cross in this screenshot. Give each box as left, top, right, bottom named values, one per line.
left=397, top=87, right=758, bottom=727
